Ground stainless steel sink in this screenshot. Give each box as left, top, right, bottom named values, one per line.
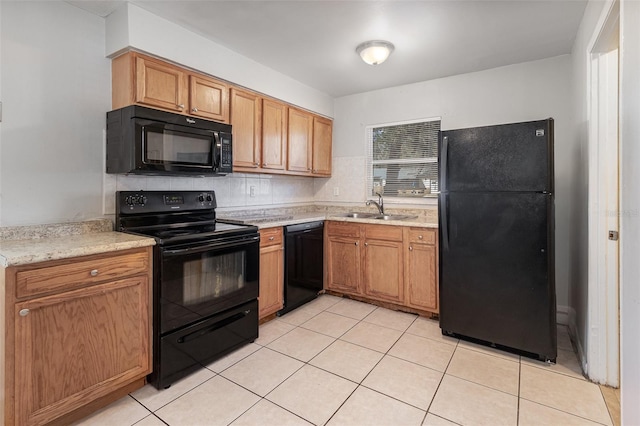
left=337, top=212, right=379, bottom=218
left=373, top=214, right=418, bottom=221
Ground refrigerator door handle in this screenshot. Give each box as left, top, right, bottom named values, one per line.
left=441, top=192, right=449, bottom=250
left=441, top=136, right=449, bottom=192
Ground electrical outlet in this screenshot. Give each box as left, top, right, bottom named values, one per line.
left=333, top=187, right=340, bottom=196
left=250, top=185, right=256, bottom=197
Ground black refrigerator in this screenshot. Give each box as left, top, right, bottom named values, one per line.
left=438, top=118, right=557, bottom=362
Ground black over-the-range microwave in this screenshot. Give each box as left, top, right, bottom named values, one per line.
left=106, top=105, right=232, bottom=176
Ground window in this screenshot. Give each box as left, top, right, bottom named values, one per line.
left=366, top=118, right=440, bottom=199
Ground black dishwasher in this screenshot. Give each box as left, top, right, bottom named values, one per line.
left=277, top=221, right=324, bottom=316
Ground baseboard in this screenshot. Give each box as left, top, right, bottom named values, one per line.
left=556, top=304, right=570, bottom=326
left=566, top=306, right=589, bottom=375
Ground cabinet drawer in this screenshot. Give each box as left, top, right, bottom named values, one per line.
left=407, top=228, right=437, bottom=245
left=326, top=221, right=361, bottom=238
left=365, top=224, right=403, bottom=242
left=16, top=249, right=150, bottom=299
left=260, top=227, right=283, bottom=248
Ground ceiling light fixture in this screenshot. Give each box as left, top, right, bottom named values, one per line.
left=356, top=40, right=395, bottom=65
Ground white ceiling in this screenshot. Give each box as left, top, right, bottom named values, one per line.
left=69, top=0, right=587, bottom=98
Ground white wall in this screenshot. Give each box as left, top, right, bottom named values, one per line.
left=0, top=1, right=3, bottom=225
left=0, top=2, right=326, bottom=226
left=320, top=55, right=573, bottom=309
left=619, top=0, right=640, bottom=422
left=568, top=0, right=606, bottom=379
left=105, top=3, right=334, bottom=118
left=0, top=1, right=110, bottom=226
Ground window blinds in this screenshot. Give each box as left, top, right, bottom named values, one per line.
left=366, top=118, right=440, bottom=199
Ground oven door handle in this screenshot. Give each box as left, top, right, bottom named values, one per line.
left=162, top=236, right=259, bottom=256
left=177, top=310, right=252, bottom=344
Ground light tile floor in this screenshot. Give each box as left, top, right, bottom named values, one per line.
left=75, top=295, right=615, bottom=426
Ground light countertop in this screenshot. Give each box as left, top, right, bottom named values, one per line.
left=0, top=231, right=155, bottom=267
left=219, top=212, right=438, bottom=229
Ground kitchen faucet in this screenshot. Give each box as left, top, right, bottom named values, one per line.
left=366, top=194, right=384, bottom=215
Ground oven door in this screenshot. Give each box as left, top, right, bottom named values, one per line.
left=158, top=236, right=259, bottom=334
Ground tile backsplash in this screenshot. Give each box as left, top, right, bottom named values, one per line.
left=103, top=155, right=436, bottom=217
left=103, top=173, right=316, bottom=216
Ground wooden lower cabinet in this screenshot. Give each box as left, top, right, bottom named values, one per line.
left=326, top=221, right=438, bottom=314
left=325, top=222, right=361, bottom=295
left=362, top=225, right=404, bottom=303
left=2, top=246, right=153, bottom=426
left=404, top=227, right=438, bottom=312
left=259, top=227, right=284, bottom=319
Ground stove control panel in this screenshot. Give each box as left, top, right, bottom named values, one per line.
left=124, top=194, right=147, bottom=207
left=117, top=190, right=218, bottom=213
left=198, top=193, right=214, bottom=205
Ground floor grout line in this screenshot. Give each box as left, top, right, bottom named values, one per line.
left=114, top=295, right=607, bottom=426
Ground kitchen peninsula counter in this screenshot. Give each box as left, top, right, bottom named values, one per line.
left=0, top=219, right=155, bottom=267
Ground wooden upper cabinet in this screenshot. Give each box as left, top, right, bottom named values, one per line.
left=111, top=51, right=331, bottom=176
left=287, top=108, right=313, bottom=174
left=262, top=99, right=288, bottom=171
left=231, top=88, right=262, bottom=169
left=112, top=52, right=229, bottom=122
left=312, top=116, right=332, bottom=176
left=189, top=75, right=229, bottom=122
left=134, top=55, right=187, bottom=112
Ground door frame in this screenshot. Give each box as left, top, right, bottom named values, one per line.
left=586, top=0, right=620, bottom=386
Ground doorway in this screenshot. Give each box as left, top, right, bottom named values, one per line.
left=587, top=0, right=620, bottom=387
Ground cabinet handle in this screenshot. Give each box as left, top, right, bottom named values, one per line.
left=254, top=162, right=259, bottom=166
left=192, top=107, right=198, bottom=113
left=90, top=269, right=99, bottom=277
left=269, top=236, right=275, bottom=241
left=364, top=242, right=368, bottom=246
left=409, top=246, right=413, bottom=251
left=177, top=104, right=185, bottom=109
left=418, top=235, right=423, bottom=240
left=355, top=241, right=359, bottom=246
left=19, top=309, right=30, bottom=317
left=313, top=169, right=317, bottom=173
left=263, top=163, right=267, bottom=167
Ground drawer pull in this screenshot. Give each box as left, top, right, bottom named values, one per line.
left=19, top=309, right=30, bottom=317
left=355, top=241, right=359, bottom=246
left=364, top=242, right=368, bottom=246
left=409, top=246, right=413, bottom=251
left=90, top=269, right=99, bottom=277
left=269, top=236, right=275, bottom=241
left=192, top=107, right=198, bottom=113
left=418, top=235, right=423, bottom=240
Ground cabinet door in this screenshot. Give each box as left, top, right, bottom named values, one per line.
left=259, top=243, right=284, bottom=319
left=326, top=236, right=361, bottom=295
left=287, top=108, right=313, bottom=174
left=405, top=243, right=438, bottom=312
left=312, top=116, right=332, bottom=176
left=189, top=75, right=229, bottom=122
left=262, top=99, right=288, bottom=171
left=13, top=277, right=151, bottom=426
left=135, top=55, right=186, bottom=112
left=231, top=88, right=262, bottom=169
left=363, top=239, right=404, bottom=303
